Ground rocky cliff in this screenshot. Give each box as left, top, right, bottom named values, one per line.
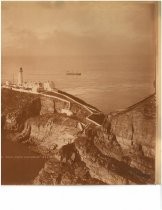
left=75, top=137, right=151, bottom=184
left=2, top=88, right=41, bottom=131
left=110, top=94, right=156, bottom=177
left=26, top=114, right=80, bottom=150
left=2, top=88, right=156, bottom=184
left=111, top=94, right=155, bottom=156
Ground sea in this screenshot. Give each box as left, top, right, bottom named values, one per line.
left=1, top=132, right=45, bottom=185
left=2, top=55, right=155, bottom=113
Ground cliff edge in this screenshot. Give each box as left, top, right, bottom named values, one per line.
left=2, top=88, right=156, bottom=184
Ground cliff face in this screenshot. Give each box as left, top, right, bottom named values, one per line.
left=110, top=94, right=156, bottom=159
left=72, top=95, right=155, bottom=184
left=33, top=143, right=104, bottom=185
left=2, top=88, right=156, bottom=185
left=40, top=95, right=69, bottom=115
left=26, top=114, right=80, bottom=151
left=2, top=89, right=41, bottom=131
left=75, top=137, right=151, bottom=184
left=102, top=94, right=156, bottom=179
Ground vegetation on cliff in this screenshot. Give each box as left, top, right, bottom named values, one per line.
left=2, top=88, right=39, bottom=115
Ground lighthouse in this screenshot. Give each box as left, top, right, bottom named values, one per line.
left=18, top=67, right=23, bottom=86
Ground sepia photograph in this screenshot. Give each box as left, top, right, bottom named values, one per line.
left=1, top=1, right=160, bottom=185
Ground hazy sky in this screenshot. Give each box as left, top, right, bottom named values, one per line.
left=2, top=1, right=156, bottom=81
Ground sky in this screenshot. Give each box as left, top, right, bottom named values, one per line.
left=1, top=1, right=156, bottom=81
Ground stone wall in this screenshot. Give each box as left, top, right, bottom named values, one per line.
left=40, top=95, right=70, bottom=115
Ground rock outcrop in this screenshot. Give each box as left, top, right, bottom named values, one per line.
left=109, top=94, right=156, bottom=177
left=26, top=114, right=80, bottom=151
left=111, top=94, right=156, bottom=157
left=75, top=136, right=151, bottom=184
left=2, top=88, right=156, bottom=185
left=33, top=143, right=105, bottom=185
left=40, top=95, right=69, bottom=115
left=2, top=88, right=41, bottom=131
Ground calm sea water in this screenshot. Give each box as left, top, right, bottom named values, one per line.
left=2, top=55, right=155, bottom=113
left=1, top=133, right=45, bottom=185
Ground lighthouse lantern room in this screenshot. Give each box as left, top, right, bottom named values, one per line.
left=18, top=67, right=23, bottom=86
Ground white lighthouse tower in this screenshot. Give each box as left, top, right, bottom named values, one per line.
left=18, top=67, right=23, bottom=86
